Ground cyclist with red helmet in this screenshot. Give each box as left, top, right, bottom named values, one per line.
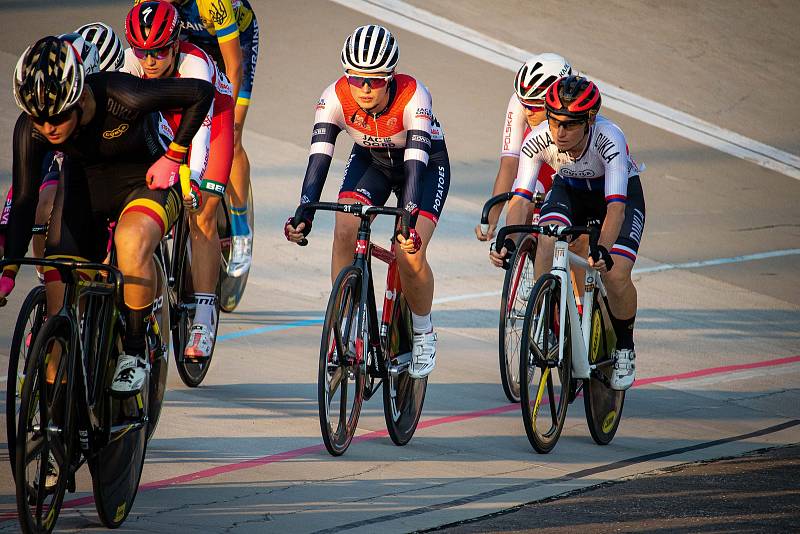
left=124, top=0, right=235, bottom=360
left=498, top=75, right=645, bottom=390
left=475, top=53, right=571, bottom=241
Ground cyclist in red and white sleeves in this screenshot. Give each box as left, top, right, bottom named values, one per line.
left=285, top=25, right=451, bottom=379
left=475, top=53, right=571, bottom=241
left=124, top=1, right=236, bottom=360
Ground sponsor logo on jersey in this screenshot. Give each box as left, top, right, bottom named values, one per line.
left=503, top=112, right=514, bottom=152
left=107, top=100, right=137, bottom=121
left=356, top=188, right=372, bottom=199
left=387, top=117, right=398, bottom=128
left=630, top=208, right=645, bottom=244
left=415, top=107, right=433, bottom=120
left=102, top=123, right=129, bottom=139
left=316, top=98, right=326, bottom=110
left=405, top=201, right=418, bottom=214
left=520, top=131, right=553, bottom=158
left=202, top=114, right=213, bottom=128
left=433, top=165, right=446, bottom=213
left=209, top=0, right=229, bottom=25
left=313, top=127, right=326, bottom=136
left=559, top=167, right=596, bottom=178
left=594, top=132, right=620, bottom=163
left=410, top=134, right=431, bottom=147
left=361, top=135, right=394, bottom=148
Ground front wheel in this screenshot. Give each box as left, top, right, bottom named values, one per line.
left=383, top=292, right=427, bottom=446
left=318, top=266, right=367, bottom=456
left=519, top=274, right=572, bottom=454
left=498, top=233, right=536, bottom=403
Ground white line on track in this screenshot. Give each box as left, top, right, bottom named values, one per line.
left=332, top=0, right=800, bottom=180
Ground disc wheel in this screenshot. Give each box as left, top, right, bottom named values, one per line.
left=317, top=266, right=367, bottom=456
left=7, top=285, right=47, bottom=478
left=584, top=296, right=626, bottom=445
left=15, top=316, right=76, bottom=534
left=498, top=233, right=536, bottom=403
left=219, top=184, right=254, bottom=313
left=519, top=274, right=572, bottom=454
left=383, top=293, right=427, bottom=446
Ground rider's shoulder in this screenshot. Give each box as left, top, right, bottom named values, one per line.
left=592, top=115, right=626, bottom=140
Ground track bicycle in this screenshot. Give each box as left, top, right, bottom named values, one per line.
left=480, top=192, right=542, bottom=403
left=217, top=183, right=254, bottom=312
left=292, top=202, right=427, bottom=456
left=495, top=223, right=625, bottom=453
left=2, top=253, right=170, bottom=532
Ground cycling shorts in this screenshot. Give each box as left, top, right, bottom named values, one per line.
left=338, top=142, right=450, bottom=225
left=44, top=161, right=180, bottom=279
left=539, top=174, right=646, bottom=262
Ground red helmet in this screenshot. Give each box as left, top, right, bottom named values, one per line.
left=125, top=1, right=180, bottom=49
left=545, top=75, right=602, bottom=120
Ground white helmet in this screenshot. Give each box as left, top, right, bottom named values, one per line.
left=13, top=36, right=85, bottom=119
left=514, top=53, right=572, bottom=100
left=76, top=22, right=125, bottom=72
left=341, top=25, right=399, bottom=74
left=59, top=33, right=101, bottom=75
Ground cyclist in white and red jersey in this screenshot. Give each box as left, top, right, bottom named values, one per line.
left=124, top=1, right=235, bottom=360
left=285, top=25, right=450, bottom=379
left=475, top=53, right=571, bottom=241
left=500, top=75, right=645, bottom=390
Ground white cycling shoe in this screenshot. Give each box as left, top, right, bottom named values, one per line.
left=409, top=330, right=437, bottom=379
left=610, top=348, right=636, bottom=390
left=110, top=353, right=149, bottom=397
left=227, top=233, right=253, bottom=277
left=184, top=323, right=215, bottom=361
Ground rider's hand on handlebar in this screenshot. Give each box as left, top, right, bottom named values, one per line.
left=397, top=228, right=422, bottom=254
left=284, top=217, right=311, bottom=244
left=489, top=237, right=516, bottom=269
left=588, top=244, right=614, bottom=273
left=474, top=222, right=496, bottom=241
left=0, top=271, right=16, bottom=303
left=183, top=181, right=203, bottom=212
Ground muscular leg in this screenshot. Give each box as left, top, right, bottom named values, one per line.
left=601, top=256, right=638, bottom=346
left=227, top=105, right=251, bottom=227
left=115, top=211, right=162, bottom=308
left=189, top=193, right=222, bottom=294
left=331, top=198, right=361, bottom=283
left=395, top=216, right=436, bottom=316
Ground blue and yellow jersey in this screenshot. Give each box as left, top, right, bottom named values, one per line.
left=134, top=0, right=253, bottom=46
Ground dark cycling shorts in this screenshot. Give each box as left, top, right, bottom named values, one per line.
left=44, top=160, right=180, bottom=280
left=203, top=8, right=259, bottom=107
left=338, top=142, right=450, bottom=225
left=539, top=174, right=645, bottom=262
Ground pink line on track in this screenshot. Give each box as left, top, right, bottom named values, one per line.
left=3, top=353, right=798, bottom=522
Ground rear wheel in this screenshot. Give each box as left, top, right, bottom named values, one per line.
left=7, top=285, right=47, bottom=478
left=383, top=292, right=427, bottom=446
left=519, top=275, right=572, bottom=454
left=584, top=295, right=626, bottom=445
left=15, top=316, right=76, bottom=534
left=318, top=266, right=367, bottom=456
left=498, top=233, right=536, bottom=403
left=219, top=184, right=254, bottom=312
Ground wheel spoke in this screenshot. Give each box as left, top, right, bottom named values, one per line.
left=547, top=376, right=558, bottom=426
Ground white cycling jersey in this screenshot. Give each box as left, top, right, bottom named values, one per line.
left=512, top=115, right=641, bottom=203
left=500, top=94, right=529, bottom=158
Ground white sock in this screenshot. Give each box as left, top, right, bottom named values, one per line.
left=412, top=312, right=432, bottom=334
left=193, top=293, right=217, bottom=329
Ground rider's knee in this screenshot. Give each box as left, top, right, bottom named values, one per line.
left=603, top=258, right=634, bottom=289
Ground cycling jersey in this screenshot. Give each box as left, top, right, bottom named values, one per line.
left=501, top=94, right=555, bottom=195
left=5, top=72, right=213, bottom=264
left=300, top=74, right=446, bottom=221
left=123, top=41, right=235, bottom=195
left=511, top=115, right=641, bottom=204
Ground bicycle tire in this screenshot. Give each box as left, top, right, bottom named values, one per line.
left=382, top=292, right=427, bottom=446
left=219, top=183, right=254, bottom=313
left=584, top=294, right=626, bottom=445
left=318, top=265, right=367, bottom=456
left=519, top=274, right=572, bottom=454
left=89, top=340, right=148, bottom=528
left=498, top=233, right=536, bottom=403
left=146, top=255, right=170, bottom=439
left=15, top=316, right=76, bottom=534
left=7, top=285, right=47, bottom=478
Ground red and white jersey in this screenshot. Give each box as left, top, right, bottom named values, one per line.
left=500, top=94, right=530, bottom=158
left=122, top=41, right=233, bottom=182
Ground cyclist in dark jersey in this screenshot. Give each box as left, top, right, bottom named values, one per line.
left=4, top=36, right=214, bottom=396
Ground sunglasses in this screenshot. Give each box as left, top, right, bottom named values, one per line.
left=31, top=108, right=75, bottom=126
left=519, top=98, right=545, bottom=112
left=547, top=114, right=586, bottom=130
left=133, top=45, right=173, bottom=61
left=346, top=74, right=393, bottom=89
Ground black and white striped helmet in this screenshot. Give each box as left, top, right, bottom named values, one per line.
left=341, top=25, right=399, bottom=74
left=514, top=53, right=572, bottom=100
left=59, top=33, right=100, bottom=75
left=75, top=22, right=124, bottom=72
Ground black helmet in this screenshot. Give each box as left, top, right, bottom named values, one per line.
left=545, top=75, right=601, bottom=120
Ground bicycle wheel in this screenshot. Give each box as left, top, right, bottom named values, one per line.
left=15, top=316, right=76, bottom=534
left=383, top=292, right=427, bottom=446
left=318, top=265, right=367, bottom=456
left=89, top=338, right=149, bottom=528
left=519, top=274, right=572, bottom=454
left=584, top=294, right=626, bottom=445
left=498, top=233, right=536, bottom=403
left=218, top=183, right=254, bottom=312
left=7, top=285, right=47, bottom=478
left=172, top=238, right=217, bottom=387
left=146, top=255, right=170, bottom=439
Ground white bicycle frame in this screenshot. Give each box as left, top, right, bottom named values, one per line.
left=542, top=238, right=608, bottom=379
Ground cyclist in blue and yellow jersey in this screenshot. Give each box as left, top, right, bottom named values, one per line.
left=142, top=0, right=259, bottom=276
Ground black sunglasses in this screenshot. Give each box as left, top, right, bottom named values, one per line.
left=31, top=108, right=75, bottom=127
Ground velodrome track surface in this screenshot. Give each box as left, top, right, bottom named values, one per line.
left=0, top=1, right=798, bottom=532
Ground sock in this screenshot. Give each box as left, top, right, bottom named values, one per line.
left=230, top=206, right=250, bottom=237
left=411, top=312, right=432, bottom=334
left=609, top=311, right=636, bottom=350
left=124, top=302, right=153, bottom=355
left=193, top=293, right=217, bottom=329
